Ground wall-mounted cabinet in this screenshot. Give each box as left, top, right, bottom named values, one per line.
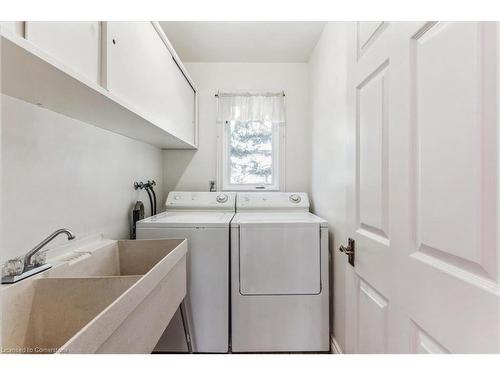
left=105, top=22, right=196, bottom=146
left=25, top=22, right=101, bottom=85
left=0, top=22, right=198, bottom=149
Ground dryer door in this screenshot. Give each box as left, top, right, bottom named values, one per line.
left=239, top=222, right=321, bottom=295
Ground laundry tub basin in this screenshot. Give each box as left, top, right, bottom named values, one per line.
left=1, top=238, right=187, bottom=354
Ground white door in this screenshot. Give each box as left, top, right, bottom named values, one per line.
left=344, top=21, right=500, bottom=353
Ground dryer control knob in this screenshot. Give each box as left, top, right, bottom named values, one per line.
left=216, top=194, right=228, bottom=203
left=289, top=194, right=301, bottom=203
left=174, top=195, right=180, bottom=200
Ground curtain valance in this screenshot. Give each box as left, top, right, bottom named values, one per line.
left=216, top=93, right=286, bottom=124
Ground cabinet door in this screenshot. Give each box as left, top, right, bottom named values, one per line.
left=25, top=22, right=100, bottom=84
left=105, top=22, right=196, bottom=146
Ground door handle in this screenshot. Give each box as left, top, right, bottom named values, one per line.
left=339, top=238, right=355, bottom=267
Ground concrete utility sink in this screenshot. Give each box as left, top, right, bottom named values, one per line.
left=1, top=238, right=187, bottom=354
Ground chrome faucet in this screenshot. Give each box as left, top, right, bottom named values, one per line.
left=24, top=228, right=76, bottom=269
left=2, top=228, right=76, bottom=284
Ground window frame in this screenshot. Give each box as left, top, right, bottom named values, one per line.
left=218, top=119, right=285, bottom=192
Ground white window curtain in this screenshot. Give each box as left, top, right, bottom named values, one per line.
left=216, top=93, right=286, bottom=124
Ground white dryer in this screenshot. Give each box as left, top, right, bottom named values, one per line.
left=136, top=191, right=235, bottom=353
left=231, top=192, right=329, bottom=352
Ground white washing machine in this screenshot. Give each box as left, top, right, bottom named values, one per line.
left=231, top=192, right=329, bottom=352
left=136, top=191, right=235, bottom=353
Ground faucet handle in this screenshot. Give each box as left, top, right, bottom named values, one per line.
left=2, top=258, right=24, bottom=277
left=32, top=251, right=47, bottom=267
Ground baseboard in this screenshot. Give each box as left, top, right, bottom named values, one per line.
left=330, top=336, right=344, bottom=354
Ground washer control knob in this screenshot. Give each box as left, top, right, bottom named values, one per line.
left=174, top=195, right=180, bottom=200
left=216, top=194, right=228, bottom=203
left=289, top=194, right=301, bottom=203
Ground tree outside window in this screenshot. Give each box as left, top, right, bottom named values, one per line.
left=229, top=121, right=273, bottom=185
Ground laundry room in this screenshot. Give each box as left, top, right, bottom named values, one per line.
left=0, top=0, right=499, bottom=373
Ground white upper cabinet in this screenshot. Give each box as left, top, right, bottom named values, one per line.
left=0, top=21, right=197, bottom=149
left=25, top=22, right=100, bottom=84
left=105, top=22, right=196, bottom=146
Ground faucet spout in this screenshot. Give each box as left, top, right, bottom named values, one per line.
left=24, top=228, right=76, bottom=269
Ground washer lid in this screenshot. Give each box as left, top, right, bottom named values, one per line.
left=137, top=211, right=235, bottom=228
left=231, top=212, right=327, bottom=227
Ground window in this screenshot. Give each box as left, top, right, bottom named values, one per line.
left=217, top=93, right=285, bottom=191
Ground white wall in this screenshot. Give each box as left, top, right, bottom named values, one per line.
left=163, top=63, right=310, bottom=193
left=0, top=95, right=164, bottom=263
left=308, top=22, right=353, bottom=352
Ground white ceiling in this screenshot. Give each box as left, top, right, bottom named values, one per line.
left=159, top=22, right=325, bottom=63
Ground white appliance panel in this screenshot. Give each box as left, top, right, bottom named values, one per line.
left=136, top=226, right=229, bottom=353
left=231, top=225, right=330, bottom=352
left=239, top=222, right=321, bottom=295
left=231, top=192, right=329, bottom=352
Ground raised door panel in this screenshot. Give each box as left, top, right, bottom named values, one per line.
left=357, top=279, right=388, bottom=353
left=414, top=22, right=497, bottom=279
left=357, top=22, right=387, bottom=59
left=357, top=61, right=389, bottom=242
left=411, top=324, right=449, bottom=354
left=406, top=21, right=500, bottom=353
left=106, top=22, right=196, bottom=146
left=25, top=22, right=100, bottom=84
